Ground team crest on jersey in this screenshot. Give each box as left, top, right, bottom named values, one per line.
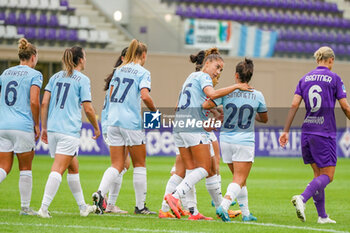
left=143, top=110, right=161, bottom=129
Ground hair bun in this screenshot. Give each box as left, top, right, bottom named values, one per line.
left=245, top=58, right=253, bottom=65
left=190, top=54, right=198, bottom=63
left=205, top=48, right=220, bottom=57
left=18, top=38, right=29, bottom=51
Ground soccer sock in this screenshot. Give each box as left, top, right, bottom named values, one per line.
left=133, top=167, right=147, bottom=210
left=221, top=182, right=241, bottom=211
left=67, top=173, right=86, bottom=211
left=0, top=168, right=7, bottom=183
left=236, top=186, right=250, bottom=217
left=41, top=171, right=62, bottom=211
left=19, top=170, right=32, bottom=208
left=161, top=174, right=183, bottom=212
left=205, top=174, right=223, bottom=208
left=313, top=189, right=327, bottom=218
left=301, top=174, right=330, bottom=203
left=107, top=169, right=127, bottom=206
left=98, top=167, right=120, bottom=197
left=184, top=170, right=198, bottom=215
left=173, top=167, right=208, bottom=199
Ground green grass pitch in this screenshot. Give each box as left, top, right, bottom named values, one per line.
left=0, top=155, right=349, bottom=233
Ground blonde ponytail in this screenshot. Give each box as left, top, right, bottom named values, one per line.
left=62, top=46, right=84, bottom=77
left=314, top=46, right=335, bottom=62
left=18, top=38, right=37, bottom=60
left=120, top=39, right=147, bottom=67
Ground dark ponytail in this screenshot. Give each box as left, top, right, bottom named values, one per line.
left=190, top=50, right=205, bottom=71
left=104, top=47, right=128, bottom=91
left=236, top=58, right=254, bottom=83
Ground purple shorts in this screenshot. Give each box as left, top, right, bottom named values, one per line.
left=301, top=133, right=337, bottom=168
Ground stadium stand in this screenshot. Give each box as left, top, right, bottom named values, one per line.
left=0, top=0, right=130, bottom=50
left=161, top=0, right=350, bottom=59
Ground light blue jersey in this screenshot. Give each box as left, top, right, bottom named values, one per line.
left=45, top=70, right=91, bottom=138
left=175, top=71, right=213, bottom=133
left=215, top=89, right=267, bottom=146
left=101, top=91, right=109, bottom=134
left=0, top=65, right=43, bottom=132
left=107, top=63, right=151, bottom=130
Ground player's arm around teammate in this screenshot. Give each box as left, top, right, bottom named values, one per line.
left=279, top=47, right=350, bottom=224
left=38, top=46, right=100, bottom=218
left=203, top=58, right=268, bottom=222
left=0, top=38, right=42, bottom=215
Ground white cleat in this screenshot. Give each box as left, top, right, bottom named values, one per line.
left=105, top=205, right=128, bottom=214
left=37, top=208, right=52, bottom=218
left=80, top=204, right=97, bottom=217
left=317, top=216, right=336, bottom=224
left=291, top=195, right=306, bottom=222
left=20, top=207, right=38, bottom=216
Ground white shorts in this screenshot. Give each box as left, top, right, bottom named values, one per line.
left=107, top=126, right=145, bottom=146
left=0, top=130, right=35, bottom=153
left=103, top=133, right=110, bottom=146
left=220, top=141, right=255, bottom=163
left=173, top=132, right=210, bottom=148
left=208, top=132, right=217, bottom=142
left=48, top=132, right=80, bottom=158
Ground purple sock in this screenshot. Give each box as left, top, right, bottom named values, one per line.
left=313, top=189, right=327, bottom=218
left=301, top=174, right=330, bottom=203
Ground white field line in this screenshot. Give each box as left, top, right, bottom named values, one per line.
left=0, top=208, right=348, bottom=233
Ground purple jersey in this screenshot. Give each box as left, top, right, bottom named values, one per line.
left=295, top=66, right=346, bottom=138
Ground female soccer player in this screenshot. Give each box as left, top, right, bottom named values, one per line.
left=38, top=46, right=100, bottom=218
left=0, top=38, right=42, bottom=215
left=165, top=52, right=252, bottom=219
left=203, top=58, right=268, bottom=222
left=279, top=46, right=350, bottom=224
left=101, top=47, right=130, bottom=214
left=93, top=39, right=157, bottom=215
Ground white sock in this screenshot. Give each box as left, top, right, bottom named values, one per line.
left=237, top=186, right=250, bottom=216
left=19, top=170, right=32, bottom=208
left=183, top=170, right=197, bottom=215
left=133, top=167, right=147, bottom=210
left=0, top=168, right=7, bottom=183
left=206, top=174, right=223, bottom=208
left=98, top=167, right=120, bottom=197
left=67, top=173, right=86, bottom=211
left=221, top=182, right=241, bottom=211
left=217, top=174, right=221, bottom=187
left=41, top=171, right=62, bottom=211
left=107, top=172, right=125, bottom=206
left=161, top=174, right=183, bottom=212
left=174, top=167, right=208, bottom=199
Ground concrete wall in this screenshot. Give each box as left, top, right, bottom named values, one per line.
left=1, top=47, right=349, bottom=124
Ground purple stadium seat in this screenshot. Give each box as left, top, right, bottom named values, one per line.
left=60, top=0, right=75, bottom=11
left=27, top=13, right=37, bottom=26
left=337, top=44, right=346, bottom=56
left=175, top=5, right=184, bottom=16
left=25, top=27, right=36, bottom=39
left=17, top=26, right=25, bottom=35
left=5, top=12, right=16, bottom=25
left=38, top=14, right=48, bottom=26
left=68, top=29, right=78, bottom=41
left=0, top=11, right=5, bottom=21
left=47, top=28, right=57, bottom=40
left=37, top=27, right=46, bottom=40
left=17, top=12, right=27, bottom=25
left=58, top=28, right=67, bottom=40
left=48, top=14, right=59, bottom=27
left=296, top=42, right=304, bottom=53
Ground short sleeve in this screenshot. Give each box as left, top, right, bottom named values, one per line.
left=139, top=72, right=151, bottom=91
left=200, top=74, right=213, bottom=90
left=294, top=79, right=302, bottom=96
left=44, top=76, right=54, bottom=92
left=335, top=75, right=347, bottom=100
left=31, top=72, right=43, bottom=89
left=80, top=77, right=92, bottom=102
left=213, top=97, right=223, bottom=106
left=257, top=92, right=267, bottom=113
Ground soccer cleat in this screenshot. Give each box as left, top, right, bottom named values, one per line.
left=291, top=195, right=306, bottom=222
left=80, top=204, right=97, bottom=217
left=105, top=205, right=128, bottom=214
left=164, top=194, right=183, bottom=219
left=317, top=216, right=336, bottom=224
left=211, top=200, right=237, bottom=207
left=134, top=205, right=157, bottom=215
left=228, top=209, right=241, bottom=218
left=216, top=206, right=231, bottom=222
left=37, top=208, right=51, bottom=218
left=92, top=191, right=105, bottom=214
left=20, top=207, right=38, bottom=216
left=102, top=195, right=108, bottom=210
left=181, top=209, right=190, bottom=216
left=188, top=212, right=213, bottom=221
left=158, top=209, right=175, bottom=218
left=242, top=213, right=257, bottom=221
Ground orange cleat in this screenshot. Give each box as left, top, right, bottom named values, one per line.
left=164, top=194, right=183, bottom=219
left=158, top=209, right=175, bottom=218
left=181, top=209, right=190, bottom=216
left=228, top=209, right=241, bottom=218
left=188, top=212, right=213, bottom=221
